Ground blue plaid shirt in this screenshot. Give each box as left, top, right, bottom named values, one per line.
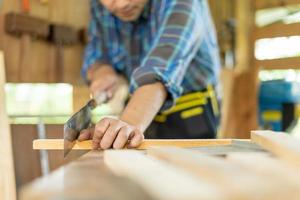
left=82, top=0, right=221, bottom=110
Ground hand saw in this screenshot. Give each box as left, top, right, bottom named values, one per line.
left=64, top=93, right=108, bottom=157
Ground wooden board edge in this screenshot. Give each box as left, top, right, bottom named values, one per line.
left=33, top=139, right=234, bottom=150
left=251, top=130, right=300, bottom=168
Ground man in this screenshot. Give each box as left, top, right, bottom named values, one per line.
left=78, top=0, right=221, bottom=149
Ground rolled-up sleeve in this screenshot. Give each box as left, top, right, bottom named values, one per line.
left=81, top=0, right=107, bottom=82
left=130, top=0, right=204, bottom=111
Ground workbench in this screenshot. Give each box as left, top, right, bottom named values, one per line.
left=20, top=131, right=300, bottom=200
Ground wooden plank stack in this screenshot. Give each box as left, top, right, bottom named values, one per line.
left=20, top=130, right=300, bottom=200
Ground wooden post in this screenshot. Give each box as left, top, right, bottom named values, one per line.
left=220, top=0, right=258, bottom=138
left=0, top=51, right=16, bottom=200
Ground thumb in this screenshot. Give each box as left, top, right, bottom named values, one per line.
left=78, top=127, right=95, bottom=141
left=127, top=131, right=144, bottom=148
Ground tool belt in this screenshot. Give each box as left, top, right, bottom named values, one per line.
left=154, top=85, right=219, bottom=123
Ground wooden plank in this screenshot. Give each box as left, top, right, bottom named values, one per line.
left=20, top=151, right=156, bottom=200
left=255, top=23, right=300, bottom=39
left=226, top=152, right=300, bottom=199
left=251, top=130, right=300, bottom=168
left=32, top=138, right=234, bottom=150
left=0, top=51, right=16, bottom=200
left=255, top=0, right=300, bottom=10
left=148, top=147, right=300, bottom=200
left=256, top=57, right=300, bottom=70
left=227, top=152, right=300, bottom=180
left=192, top=140, right=265, bottom=155
left=104, top=150, right=222, bottom=200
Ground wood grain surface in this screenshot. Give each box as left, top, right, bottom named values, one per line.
left=251, top=130, right=300, bottom=168
left=104, top=150, right=222, bottom=200
left=148, top=147, right=300, bottom=200
left=20, top=151, right=156, bottom=200
left=0, top=51, right=16, bottom=200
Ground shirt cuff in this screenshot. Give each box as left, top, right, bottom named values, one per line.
left=129, top=66, right=183, bottom=111
left=81, top=57, right=97, bottom=84
left=81, top=59, right=109, bottom=85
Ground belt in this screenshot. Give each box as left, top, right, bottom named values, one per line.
left=154, top=85, right=219, bottom=123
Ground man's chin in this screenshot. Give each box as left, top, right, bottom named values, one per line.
left=116, top=14, right=140, bottom=22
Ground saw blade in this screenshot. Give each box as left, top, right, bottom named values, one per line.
left=63, top=99, right=96, bottom=157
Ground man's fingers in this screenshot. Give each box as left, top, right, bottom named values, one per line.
left=92, top=119, right=110, bottom=149
left=90, top=78, right=117, bottom=98
left=128, top=131, right=144, bottom=148
left=113, top=126, right=131, bottom=149
left=91, top=117, right=143, bottom=150
left=100, top=121, right=122, bottom=149
left=78, top=127, right=95, bottom=141
left=90, top=80, right=105, bottom=94
left=78, top=129, right=91, bottom=141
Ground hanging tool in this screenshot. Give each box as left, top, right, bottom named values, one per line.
left=48, top=23, right=79, bottom=82
left=5, top=12, right=49, bottom=81
left=19, top=0, right=30, bottom=81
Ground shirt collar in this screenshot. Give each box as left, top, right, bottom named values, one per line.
left=140, top=1, right=151, bottom=20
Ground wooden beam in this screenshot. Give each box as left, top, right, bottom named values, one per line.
left=256, top=57, right=300, bottom=70
left=104, top=150, right=222, bottom=200
left=255, top=0, right=300, bottom=10
left=148, top=147, right=300, bottom=199
left=220, top=0, right=258, bottom=138
left=235, top=0, right=256, bottom=73
left=33, top=138, right=235, bottom=150
left=251, top=130, right=300, bottom=168
left=255, top=23, right=300, bottom=39
left=0, top=51, right=16, bottom=200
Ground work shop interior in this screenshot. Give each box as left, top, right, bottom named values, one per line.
left=1, top=1, right=300, bottom=200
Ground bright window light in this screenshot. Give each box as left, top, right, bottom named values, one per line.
left=255, top=36, right=300, bottom=60
left=5, top=83, right=73, bottom=117
left=259, top=70, right=300, bottom=82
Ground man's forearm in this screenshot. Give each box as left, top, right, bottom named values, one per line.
left=79, top=81, right=167, bottom=149
left=120, top=82, right=167, bottom=133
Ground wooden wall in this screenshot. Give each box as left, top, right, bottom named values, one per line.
left=11, top=125, right=64, bottom=193
left=0, top=0, right=90, bottom=84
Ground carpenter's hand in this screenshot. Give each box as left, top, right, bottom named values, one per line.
left=89, top=64, right=118, bottom=99
left=78, top=117, right=144, bottom=149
